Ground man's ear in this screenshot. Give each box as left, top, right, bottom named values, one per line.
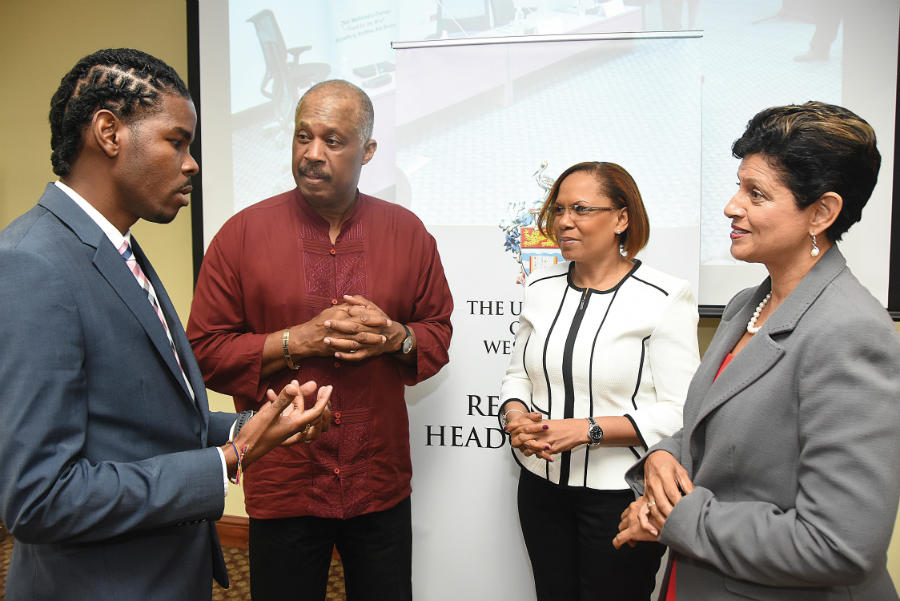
left=361, top=139, right=377, bottom=165
left=809, top=191, right=842, bottom=236
left=90, top=109, right=123, bottom=159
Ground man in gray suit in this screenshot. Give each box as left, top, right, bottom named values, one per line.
left=0, top=48, right=331, bottom=601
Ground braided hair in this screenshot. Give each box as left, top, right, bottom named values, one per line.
left=49, top=48, right=190, bottom=176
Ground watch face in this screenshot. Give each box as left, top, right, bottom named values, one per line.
left=402, top=336, right=413, bottom=354
left=588, top=424, right=604, bottom=444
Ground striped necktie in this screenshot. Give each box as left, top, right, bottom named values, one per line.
left=118, top=239, right=194, bottom=400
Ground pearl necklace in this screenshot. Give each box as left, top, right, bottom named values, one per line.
left=746, top=292, right=772, bottom=335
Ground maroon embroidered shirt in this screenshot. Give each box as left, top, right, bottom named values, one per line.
left=187, top=190, right=453, bottom=519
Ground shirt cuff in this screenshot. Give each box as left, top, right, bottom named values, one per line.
left=216, top=446, right=229, bottom=498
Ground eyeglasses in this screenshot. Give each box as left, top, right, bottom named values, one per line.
left=552, top=204, right=618, bottom=219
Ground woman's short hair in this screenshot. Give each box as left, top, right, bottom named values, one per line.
left=536, top=161, right=650, bottom=259
left=731, top=101, right=880, bottom=242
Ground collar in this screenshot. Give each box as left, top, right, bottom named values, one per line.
left=54, top=180, right=131, bottom=251
left=722, top=245, right=847, bottom=336
left=293, top=188, right=367, bottom=231
left=762, top=245, right=846, bottom=335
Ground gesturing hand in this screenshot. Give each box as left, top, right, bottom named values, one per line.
left=278, top=387, right=333, bottom=446
left=225, top=380, right=332, bottom=475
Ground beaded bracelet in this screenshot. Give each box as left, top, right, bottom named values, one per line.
left=228, top=440, right=248, bottom=485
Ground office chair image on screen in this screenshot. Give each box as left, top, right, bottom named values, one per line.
left=247, top=9, right=331, bottom=133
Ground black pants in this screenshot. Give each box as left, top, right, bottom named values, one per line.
left=248, top=497, right=412, bottom=601
left=518, top=469, right=665, bottom=601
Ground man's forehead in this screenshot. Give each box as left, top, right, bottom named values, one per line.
left=128, top=94, right=196, bottom=139
left=298, top=92, right=359, bottom=121
left=150, top=94, right=195, bottom=123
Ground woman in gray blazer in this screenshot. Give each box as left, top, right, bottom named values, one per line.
left=614, top=101, right=900, bottom=600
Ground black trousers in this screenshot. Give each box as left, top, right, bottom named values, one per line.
left=248, top=496, right=412, bottom=601
left=518, top=468, right=665, bottom=601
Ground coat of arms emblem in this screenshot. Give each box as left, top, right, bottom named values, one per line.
left=499, top=162, right=564, bottom=283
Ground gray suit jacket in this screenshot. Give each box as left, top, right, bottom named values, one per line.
left=0, top=184, right=235, bottom=600
left=627, top=246, right=900, bottom=600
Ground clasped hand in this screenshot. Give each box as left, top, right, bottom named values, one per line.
left=612, top=450, right=693, bottom=549
left=505, top=415, right=591, bottom=462
left=321, top=295, right=402, bottom=361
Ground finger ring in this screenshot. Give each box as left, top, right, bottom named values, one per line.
left=647, top=500, right=656, bottom=508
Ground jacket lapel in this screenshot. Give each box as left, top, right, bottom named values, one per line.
left=686, top=247, right=848, bottom=456
left=130, top=238, right=207, bottom=421
left=690, top=284, right=782, bottom=428
left=38, top=185, right=200, bottom=411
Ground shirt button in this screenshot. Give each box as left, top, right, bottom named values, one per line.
left=331, top=298, right=338, bottom=305
left=334, top=418, right=342, bottom=424
left=333, top=411, right=342, bottom=418
left=333, top=362, right=341, bottom=368
left=333, top=468, right=341, bottom=475
left=330, top=248, right=336, bottom=255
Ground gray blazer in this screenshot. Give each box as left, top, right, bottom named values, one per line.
left=0, top=184, right=235, bottom=600
left=627, top=246, right=900, bottom=600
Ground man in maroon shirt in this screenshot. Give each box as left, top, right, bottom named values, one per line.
left=187, top=80, right=453, bottom=600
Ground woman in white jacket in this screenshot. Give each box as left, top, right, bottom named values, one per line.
left=499, top=161, right=699, bottom=601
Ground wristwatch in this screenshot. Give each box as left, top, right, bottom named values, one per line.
left=233, top=410, right=256, bottom=439
left=400, top=324, right=413, bottom=354
left=586, top=417, right=604, bottom=447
